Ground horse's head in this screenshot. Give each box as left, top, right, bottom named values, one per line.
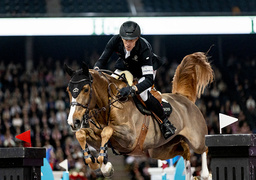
left=64, top=62, right=95, bottom=131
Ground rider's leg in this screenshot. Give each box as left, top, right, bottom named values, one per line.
left=140, top=89, right=176, bottom=139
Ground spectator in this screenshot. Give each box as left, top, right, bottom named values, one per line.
left=231, top=101, right=241, bottom=117
left=238, top=120, right=252, bottom=134
left=246, top=95, right=255, bottom=112
left=3, top=128, right=16, bottom=147
left=10, top=99, right=21, bottom=117
left=210, top=84, right=220, bottom=99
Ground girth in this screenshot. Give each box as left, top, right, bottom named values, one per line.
left=127, top=115, right=150, bottom=156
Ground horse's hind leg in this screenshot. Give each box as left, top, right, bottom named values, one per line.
left=201, top=151, right=211, bottom=180
left=97, top=126, right=114, bottom=177
left=180, top=140, right=193, bottom=180
left=76, top=130, right=99, bottom=170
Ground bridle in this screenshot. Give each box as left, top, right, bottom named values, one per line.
left=69, top=74, right=93, bottom=132
left=69, top=69, right=128, bottom=132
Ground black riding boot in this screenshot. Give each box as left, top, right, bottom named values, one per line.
left=144, top=92, right=176, bottom=139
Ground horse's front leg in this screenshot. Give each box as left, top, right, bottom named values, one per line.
left=97, top=126, right=114, bottom=164
left=97, top=126, right=114, bottom=177
left=76, top=129, right=100, bottom=170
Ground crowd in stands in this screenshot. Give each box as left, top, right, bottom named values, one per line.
left=1, top=0, right=255, bottom=16
left=0, top=50, right=255, bottom=179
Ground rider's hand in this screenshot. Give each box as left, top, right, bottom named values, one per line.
left=118, top=86, right=136, bottom=98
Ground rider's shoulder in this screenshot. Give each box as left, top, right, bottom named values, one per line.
left=108, top=35, right=123, bottom=45
left=111, top=35, right=122, bottom=42
left=138, top=37, right=151, bottom=49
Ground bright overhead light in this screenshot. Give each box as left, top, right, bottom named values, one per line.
left=0, top=16, right=254, bottom=36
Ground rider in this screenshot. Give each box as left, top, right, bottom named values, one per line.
left=93, top=21, right=176, bottom=139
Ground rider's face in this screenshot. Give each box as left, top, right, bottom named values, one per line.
left=122, top=37, right=139, bottom=52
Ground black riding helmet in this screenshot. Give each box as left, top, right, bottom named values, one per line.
left=119, top=21, right=141, bottom=40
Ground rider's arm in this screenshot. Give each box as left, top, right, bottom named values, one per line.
left=136, top=72, right=154, bottom=94
left=94, top=35, right=118, bottom=69
left=135, top=41, right=154, bottom=93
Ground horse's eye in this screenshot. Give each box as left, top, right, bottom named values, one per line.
left=84, top=88, right=89, bottom=93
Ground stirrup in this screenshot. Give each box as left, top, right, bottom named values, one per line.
left=161, top=119, right=176, bottom=139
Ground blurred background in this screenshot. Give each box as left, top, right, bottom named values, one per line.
left=0, top=0, right=256, bottom=179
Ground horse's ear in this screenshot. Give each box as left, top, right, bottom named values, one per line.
left=64, top=63, right=74, bottom=77
left=82, top=62, right=89, bottom=76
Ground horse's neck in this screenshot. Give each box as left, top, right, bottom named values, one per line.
left=92, top=75, right=109, bottom=107
left=91, top=71, right=122, bottom=107
left=91, top=70, right=132, bottom=125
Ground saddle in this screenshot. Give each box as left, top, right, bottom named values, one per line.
left=116, top=71, right=172, bottom=155
left=117, top=71, right=172, bottom=117
left=133, top=87, right=172, bottom=117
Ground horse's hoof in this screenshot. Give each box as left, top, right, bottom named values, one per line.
left=201, top=172, right=212, bottom=180
left=101, top=162, right=114, bottom=177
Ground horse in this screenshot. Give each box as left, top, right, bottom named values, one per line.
left=64, top=52, right=214, bottom=179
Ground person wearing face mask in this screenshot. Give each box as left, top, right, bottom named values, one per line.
left=94, top=21, right=176, bottom=139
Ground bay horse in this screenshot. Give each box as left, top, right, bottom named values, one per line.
left=65, top=52, right=214, bottom=179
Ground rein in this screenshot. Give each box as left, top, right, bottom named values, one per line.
left=86, top=69, right=128, bottom=128
left=70, top=69, right=128, bottom=131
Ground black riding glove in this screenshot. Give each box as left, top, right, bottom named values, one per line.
left=118, top=86, right=136, bottom=98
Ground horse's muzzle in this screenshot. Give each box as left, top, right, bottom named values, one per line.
left=70, top=119, right=89, bottom=132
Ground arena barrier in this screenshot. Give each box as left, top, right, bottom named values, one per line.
left=0, top=147, right=46, bottom=180
left=206, top=134, right=256, bottom=180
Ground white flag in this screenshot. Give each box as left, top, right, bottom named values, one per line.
left=219, top=113, right=238, bottom=134
left=59, top=159, right=68, bottom=171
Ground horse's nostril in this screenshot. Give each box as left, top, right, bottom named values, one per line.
left=74, top=119, right=81, bottom=129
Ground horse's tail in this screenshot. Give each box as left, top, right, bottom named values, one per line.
left=172, top=52, right=214, bottom=103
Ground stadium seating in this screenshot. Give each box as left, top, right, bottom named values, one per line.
left=0, top=0, right=255, bottom=16
left=141, top=0, right=256, bottom=15
left=60, top=0, right=129, bottom=13
left=0, top=0, right=46, bottom=15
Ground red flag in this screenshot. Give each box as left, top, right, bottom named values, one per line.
left=162, top=163, right=169, bottom=169
left=16, top=130, right=31, bottom=147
